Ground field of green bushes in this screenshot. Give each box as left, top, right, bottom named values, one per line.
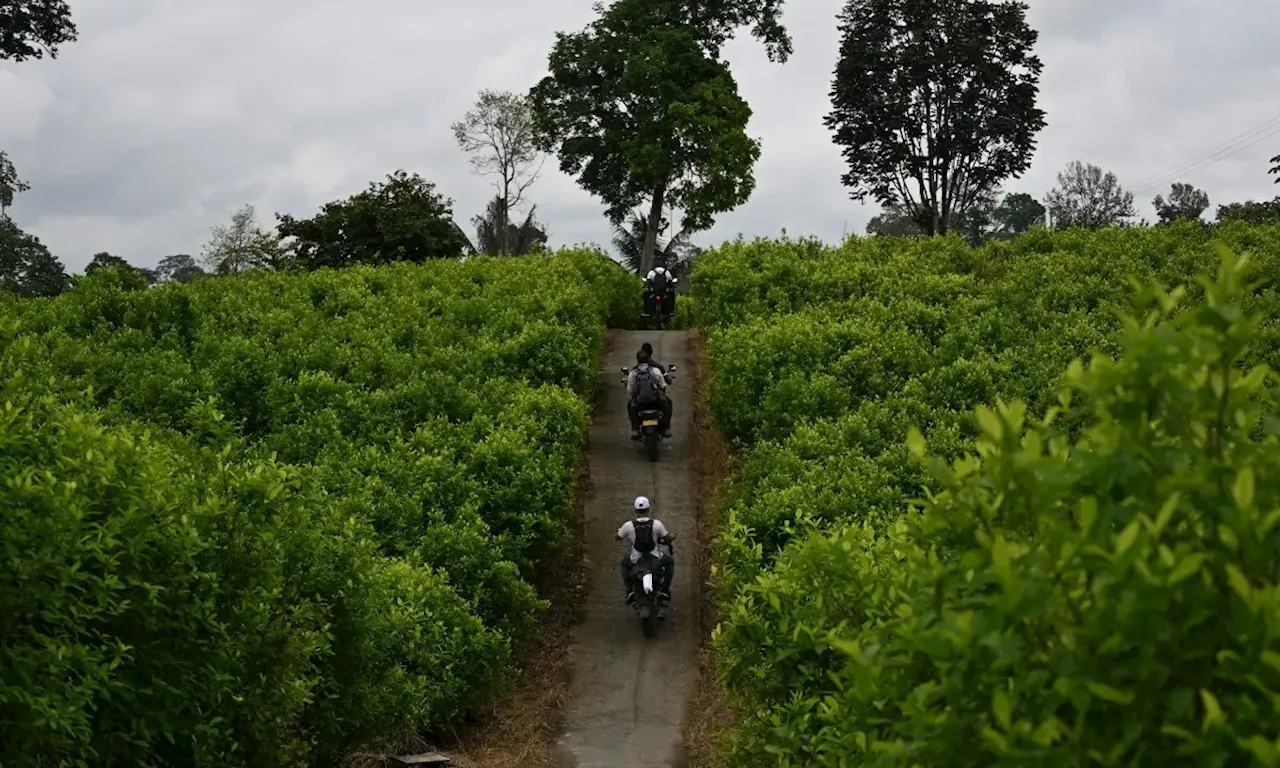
left=693, top=221, right=1280, bottom=765
left=0, top=249, right=637, bottom=766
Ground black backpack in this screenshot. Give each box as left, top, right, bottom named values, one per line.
left=650, top=270, right=670, bottom=294
left=632, top=518, right=656, bottom=553
left=633, top=365, right=660, bottom=403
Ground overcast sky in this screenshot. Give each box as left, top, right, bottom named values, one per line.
left=1, top=0, right=1278, bottom=273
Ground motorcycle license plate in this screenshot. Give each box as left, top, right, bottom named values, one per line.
left=642, top=419, right=659, bottom=427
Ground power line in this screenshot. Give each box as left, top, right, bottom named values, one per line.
left=1129, top=111, right=1280, bottom=195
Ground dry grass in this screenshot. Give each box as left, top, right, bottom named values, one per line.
left=681, top=332, right=738, bottom=767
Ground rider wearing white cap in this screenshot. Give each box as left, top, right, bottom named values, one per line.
left=616, top=495, right=676, bottom=603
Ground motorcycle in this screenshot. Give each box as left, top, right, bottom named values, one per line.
left=626, top=537, right=675, bottom=637
left=621, top=364, right=675, bottom=461
left=641, top=291, right=674, bottom=330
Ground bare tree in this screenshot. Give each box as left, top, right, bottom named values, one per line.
left=200, top=204, right=281, bottom=274
left=452, top=90, right=543, bottom=256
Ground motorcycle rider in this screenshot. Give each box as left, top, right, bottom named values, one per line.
left=644, top=265, right=677, bottom=320
left=639, top=341, right=674, bottom=427
left=616, top=496, right=675, bottom=604
left=627, top=348, right=671, bottom=439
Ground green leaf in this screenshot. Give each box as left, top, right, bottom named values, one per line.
left=1086, top=682, right=1134, bottom=704
left=1200, top=688, right=1225, bottom=732
left=976, top=406, right=1003, bottom=440
left=1234, top=467, right=1255, bottom=510
left=905, top=426, right=926, bottom=458
left=1225, top=564, right=1253, bottom=605
left=1153, top=492, right=1180, bottom=535
left=991, top=534, right=1013, bottom=583
left=1167, top=553, right=1207, bottom=585
left=1114, top=520, right=1141, bottom=556
left=992, top=688, right=1011, bottom=730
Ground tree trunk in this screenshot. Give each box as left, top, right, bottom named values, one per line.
left=640, top=182, right=666, bottom=276
left=498, top=194, right=510, bottom=256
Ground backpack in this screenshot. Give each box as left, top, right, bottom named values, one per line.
left=633, top=365, right=660, bottom=404
left=650, top=270, right=669, bottom=294
left=632, top=518, right=656, bottom=554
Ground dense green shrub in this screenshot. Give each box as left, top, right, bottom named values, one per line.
left=0, top=248, right=633, bottom=766
left=695, top=225, right=1280, bottom=765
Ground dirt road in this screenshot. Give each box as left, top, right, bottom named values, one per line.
left=557, top=330, right=699, bottom=768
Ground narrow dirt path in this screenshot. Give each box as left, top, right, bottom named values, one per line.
left=557, top=330, right=700, bottom=768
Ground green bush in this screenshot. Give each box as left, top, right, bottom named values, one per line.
left=0, top=326, right=506, bottom=765
left=695, top=226, right=1280, bottom=765
left=0, top=248, right=632, bottom=766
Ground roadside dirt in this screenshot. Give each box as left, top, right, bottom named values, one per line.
left=555, top=330, right=700, bottom=768
left=445, top=452, right=591, bottom=768
left=680, top=333, right=736, bottom=767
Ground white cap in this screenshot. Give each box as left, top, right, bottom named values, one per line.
left=634, top=496, right=650, bottom=510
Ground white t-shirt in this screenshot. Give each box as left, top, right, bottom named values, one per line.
left=618, top=517, right=669, bottom=563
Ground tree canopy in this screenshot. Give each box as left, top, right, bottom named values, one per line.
left=529, top=0, right=763, bottom=275
left=826, top=0, right=1045, bottom=236
left=0, top=217, right=70, bottom=297
left=0, top=152, right=31, bottom=216
left=156, top=254, right=207, bottom=284
left=1216, top=198, right=1280, bottom=226
left=201, top=204, right=283, bottom=274
left=1044, top=161, right=1136, bottom=229
left=1, top=0, right=76, bottom=62
left=1152, top=182, right=1209, bottom=223
left=276, top=171, right=471, bottom=269
left=85, top=252, right=157, bottom=285
left=990, top=191, right=1045, bottom=235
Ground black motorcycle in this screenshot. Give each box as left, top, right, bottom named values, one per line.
left=642, top=291, right=674, bottom=330
left=621, top=365, right=675, bottom=461
left=625, top=538, right=675, bottom=637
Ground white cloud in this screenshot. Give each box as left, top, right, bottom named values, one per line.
left=1, top=0, right=1276, bottom=272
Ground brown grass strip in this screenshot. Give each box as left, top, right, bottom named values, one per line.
left=680, top=331, right=737, bottom=767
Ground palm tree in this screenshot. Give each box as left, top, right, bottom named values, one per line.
left=472, top=195, right=548, bottom=255
left=610, top=209, right=701, bottom=281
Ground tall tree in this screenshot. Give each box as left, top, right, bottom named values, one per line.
left=0, top=151, right=31, bottom=216
left=472, top=195, right=548, bottom=256
left=1270, top=152, right=1278, bottom=184
left=1, top=0, right=76, bottom=62
left=610, top=208, right=701, bottom=279
left=200, top=204, right=281, bottom=274
left=452, top=90, right=543, bottom=256
left=1043, top=161, right=1136, bottom=229
left=826, top=0, right=1045, bottom=236
left=990, top=191, right=1045, bottom=235
left=156, top=254, right=206, bottom=284
left=529, top=0, right=790, bottom=275
left=0, top=217, right=69, bottom=297
left=277, top=171, right=470, bottom=269
left=1152, top=182, right=1209, bottom=223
